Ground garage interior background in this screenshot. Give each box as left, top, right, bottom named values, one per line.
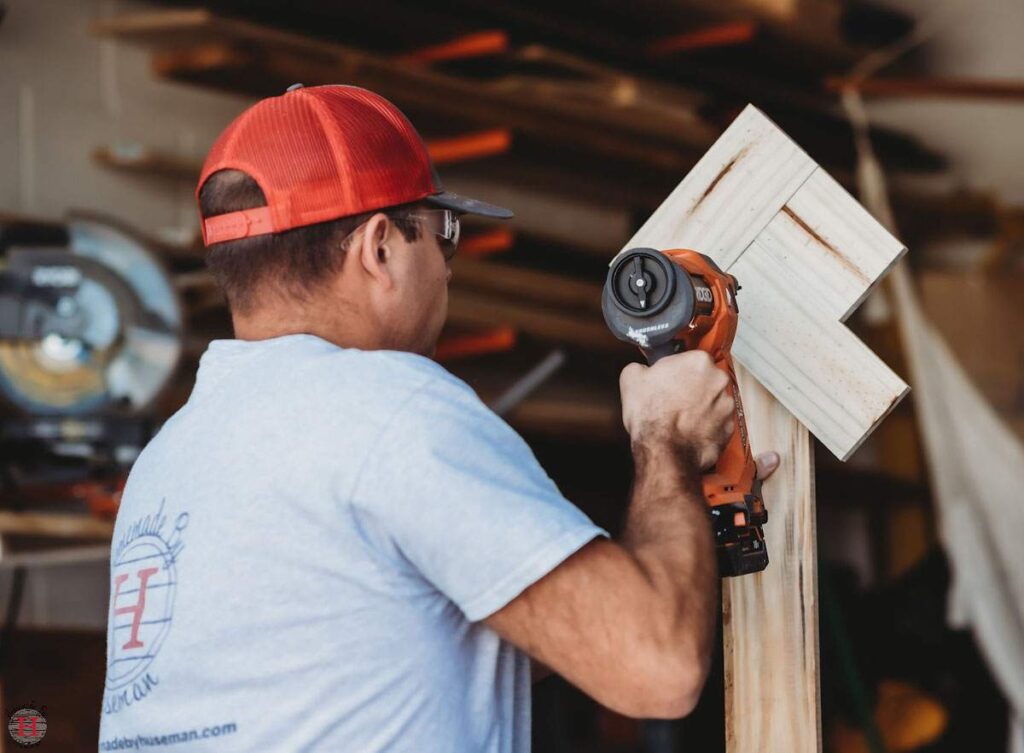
left=1, top=0, right=1022, bottom=751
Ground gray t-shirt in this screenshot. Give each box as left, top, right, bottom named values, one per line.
left=99, top=334, right=606, bottom=752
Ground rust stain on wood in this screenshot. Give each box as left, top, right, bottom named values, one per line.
left=782, top=205, right=869, bottom=284
left=694, top=145, right=750, bottom=211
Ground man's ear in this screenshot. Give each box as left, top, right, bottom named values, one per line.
left=355, top=213, right=395, bottom=290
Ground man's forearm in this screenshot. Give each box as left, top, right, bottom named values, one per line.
left=621, top=439, right=719, bottom=675
left=483, top=438, right=722, bottom=717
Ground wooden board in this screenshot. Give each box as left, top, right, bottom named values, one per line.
left=92, top=9, right=717, bottom=173
left=625, top=105, right=906, bottom=753
left=723, top=366, right=820, bottom=753
left=624, top=105, right=909, bottom=461
left=0, top=511, right=113, bottom=539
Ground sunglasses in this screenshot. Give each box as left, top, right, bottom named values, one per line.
left=342, top=208, right=462, bottom=262
left=400, top=208, right=461, bottom=262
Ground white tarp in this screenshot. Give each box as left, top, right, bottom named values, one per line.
left=845, top=89, right=1024, bottom=753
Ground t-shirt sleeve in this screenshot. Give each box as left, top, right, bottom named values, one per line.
left=349, top=372, right=608, bottom=621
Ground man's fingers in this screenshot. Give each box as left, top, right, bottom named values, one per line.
left=713, top=392, right=733, bottom=418
left=755, top=451, right=780, bottom=480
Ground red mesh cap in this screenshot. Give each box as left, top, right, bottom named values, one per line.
left=196, top=84, right=513, bottom=246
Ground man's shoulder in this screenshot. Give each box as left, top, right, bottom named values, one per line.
left=371, top=357, right=521, bottom=452
left=297, top=347, right=495, bottom=436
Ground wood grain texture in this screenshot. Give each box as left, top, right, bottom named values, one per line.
left=775, top=168, right=906, bottom=322
left=724, top=365, right=820, bottom=753
left=624, top=104, right=817, bottom=270
left=731, top=235, right=909, bottom=461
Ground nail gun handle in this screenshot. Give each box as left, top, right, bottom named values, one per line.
left=641, top=341, right=753, bottom=494
left=706, top=354, right=769, bottom=577
left=706, top=355, right=755, bottom=492
left=641, top=342, right=679, bottom=366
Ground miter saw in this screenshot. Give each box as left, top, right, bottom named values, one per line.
left=0, top=215, right=183, bottom=472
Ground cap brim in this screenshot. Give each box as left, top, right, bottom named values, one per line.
left=425, top=191, right=514, bottom=219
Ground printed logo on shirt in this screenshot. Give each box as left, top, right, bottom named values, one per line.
left=6, top=705, right=47, bottom=747
left=104, top=499, right=188, bottom=715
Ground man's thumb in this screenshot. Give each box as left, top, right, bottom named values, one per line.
left=755, top=451, right=780, bottom=480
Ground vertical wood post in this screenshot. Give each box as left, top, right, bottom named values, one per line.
left=724, top=366, right=820, bottom=752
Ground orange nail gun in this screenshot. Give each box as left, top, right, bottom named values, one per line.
left=602, top=247, right=768, bottom=577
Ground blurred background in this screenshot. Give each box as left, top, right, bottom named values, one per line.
left=0, top=0, right=1022, bottom=751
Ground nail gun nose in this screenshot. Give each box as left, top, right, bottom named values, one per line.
left=629, top=256, right=650, bottom=309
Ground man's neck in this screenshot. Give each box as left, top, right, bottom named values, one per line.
left=231, top=311, right=381, bottom=352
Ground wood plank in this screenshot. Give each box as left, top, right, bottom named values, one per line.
left=769, top=167, right=907, bottom=321
left=730, top=241, right=909, bottom=460
left=626, top=104, right=905, bottom=753
left=825, top=76, right=1024, bottom=101
left=621, top=106, right=908, bottom=460
left=94, top=129, right=513, bottom=185
left=724, top=365, right=820, bottom=753
left=0, top=512, right=114, bottom=540
left=624, top=104, right=817, bottom=269
left=93, top=10, right=718, bottom=172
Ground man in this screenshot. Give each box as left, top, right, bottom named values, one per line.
left=100, top=84, right=778, bottom=751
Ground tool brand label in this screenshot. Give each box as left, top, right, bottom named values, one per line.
left=695, top=287, right=713, bottom=303
left=626, top=322, right=672, bottom=347
left=104, top=499, right=188, bottom=715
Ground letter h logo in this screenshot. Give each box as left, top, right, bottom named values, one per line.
left=112, top=567, right=160, bottom=650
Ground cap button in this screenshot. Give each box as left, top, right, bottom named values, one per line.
left=286, top=83, right=305, bottom=92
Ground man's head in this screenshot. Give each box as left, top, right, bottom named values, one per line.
left=195, top=85, right=512, bottom=356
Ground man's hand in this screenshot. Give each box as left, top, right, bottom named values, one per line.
left=620, top=351, right=734, bottom=469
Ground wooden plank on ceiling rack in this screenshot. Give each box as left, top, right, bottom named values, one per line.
left=432, top=0, right=939, bottom=175
left=99, top=11, right=942, bottom=175
left=94, top=128, right=514, bottom=187
left=512, top=44, right=702, bottom=107
left=825, top=76, right=1024, bottom=101
left=0, top=511, right=114, bottom=540
left=648, top=0, right=851, bottom=66
left=92, top=10, right=717, bottom=172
